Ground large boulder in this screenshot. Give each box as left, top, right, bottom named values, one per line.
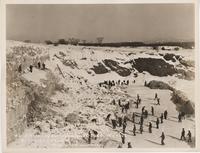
left=133, top=58, right=176, bottom=76
left=146, top=80, right=174, bottom=91
left=103, top=59, right=131, bottom=77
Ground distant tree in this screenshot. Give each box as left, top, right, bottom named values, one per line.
left=68, top=38, right=80, bottom=45
left=96, top=37, right=104, bottom=44
left=24, top=40, right=31, bottom=43
left=58, top=39, right=67, bottom=44
left=45, top=40, right=53, bottom=45
left=82, top=40, right=86, bottom=44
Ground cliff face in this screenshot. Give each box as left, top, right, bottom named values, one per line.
left=147, top=80, right=194, bottom=115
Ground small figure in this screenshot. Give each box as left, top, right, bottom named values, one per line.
left=120, top=133, right=125, bottom=144
left=88, top=131, right=91, bottom=144
left=164, top=110, right=168, bottom=120
left=155, top=93, right=158, bottom=99
left=140, top=116, right=144, bottom=125
left=29, top=65, right=33, bottom=73
left=106, top=114, right=111, bottom=121
left=160, top=113, right=164, bottom=123
left=118, top=116, right=122, bottom=127
left=148, top=122, right=152, bottom=133
left=111, top=119, right=117, bottom=129
left=18, top=64, right=22, bottom=73
left=133, top=124, right=136, bottom=136
left=38, top=62, right=41, bottom=69
left=160, top=132, right=165, bottom=145
left=122, top=122, right=127, bottom=134
left=156, top=118, right=159, bottom=129
left=151, top=106, right=154, bottom=116
left=142, top=106, right=145, bottom=114
left=187, top=130, right=192, bottom=142
left=132, top=112, right=135, bottom=123
left=128, top=142, right=132, bottom=148
left=180, top=128, right=186, bottom=140
left=127, top=80, right=129, bottom=86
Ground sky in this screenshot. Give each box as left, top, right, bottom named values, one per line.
left=6, top=4, right=195, bottom=43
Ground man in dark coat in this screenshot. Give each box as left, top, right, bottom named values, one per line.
left=160, top=132, right=165, bottom=145
left=180, top=128, right=186, bottom=140
left=160, top=113, right=164, bottom=123
left=164, top=110, right=168, bottom=119
left=133, top=124, right=136, bottom=136
left=132, top=112, right=135, bottom=123
left=187, top=130, right=192, bottom=142
left=18, top=64, right=22, bottom=73
left=148, top=122, right=152, bottom=133
left=122, top=122, right=127, bottom=134
left=29, top=65, right=33, bottom=72
left=156, top=118, right=159, bottom=129
left=151, top=106, right=154, bottom=116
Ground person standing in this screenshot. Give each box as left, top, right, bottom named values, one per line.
left=164, top=110, right=168, bottom=119
left=88, top=131, right=91, bottom=144
left=118, top=115, right=122, bottom=127
left=155, top=93, right=158, bottom=100
left=187, top=130, right=192, bottom=142
left=142, top=106, right=145, bottom=114
left=29, top=65, right=33, bottom=73
left=156, top=118, right=159, bottom=129
left=149, top=122, right=152, bottom=133
left=18, top=64, right=22, bottom=73
left=111, top=119, right=117, bottom=129
left=151, top=106, right=154, bottom=116
left=180, top=128, right=186, bottom=140
left=122, top=121, right=127, bottom=134
left=160, top=113, right=164, bottom=123
left=160, top=132, right=165, bottom=145
left=133, top=124, right=136, bottom=136
left=132, top=112, right=135, bottom=123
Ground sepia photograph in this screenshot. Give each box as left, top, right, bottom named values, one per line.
left=2, top=1, right=199, bottom=151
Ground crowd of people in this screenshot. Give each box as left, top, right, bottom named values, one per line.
left=90, top=81, right=193, bottom=148
left=18, top=61, right=46, bottom=73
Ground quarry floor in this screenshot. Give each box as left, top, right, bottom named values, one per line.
left=8, top=82, right=195, bottom=148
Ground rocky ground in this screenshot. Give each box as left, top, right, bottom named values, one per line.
left=6, top=40, right=195, bottom=148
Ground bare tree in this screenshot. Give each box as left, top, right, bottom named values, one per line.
left=96, top=37, right=104, bottom=44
